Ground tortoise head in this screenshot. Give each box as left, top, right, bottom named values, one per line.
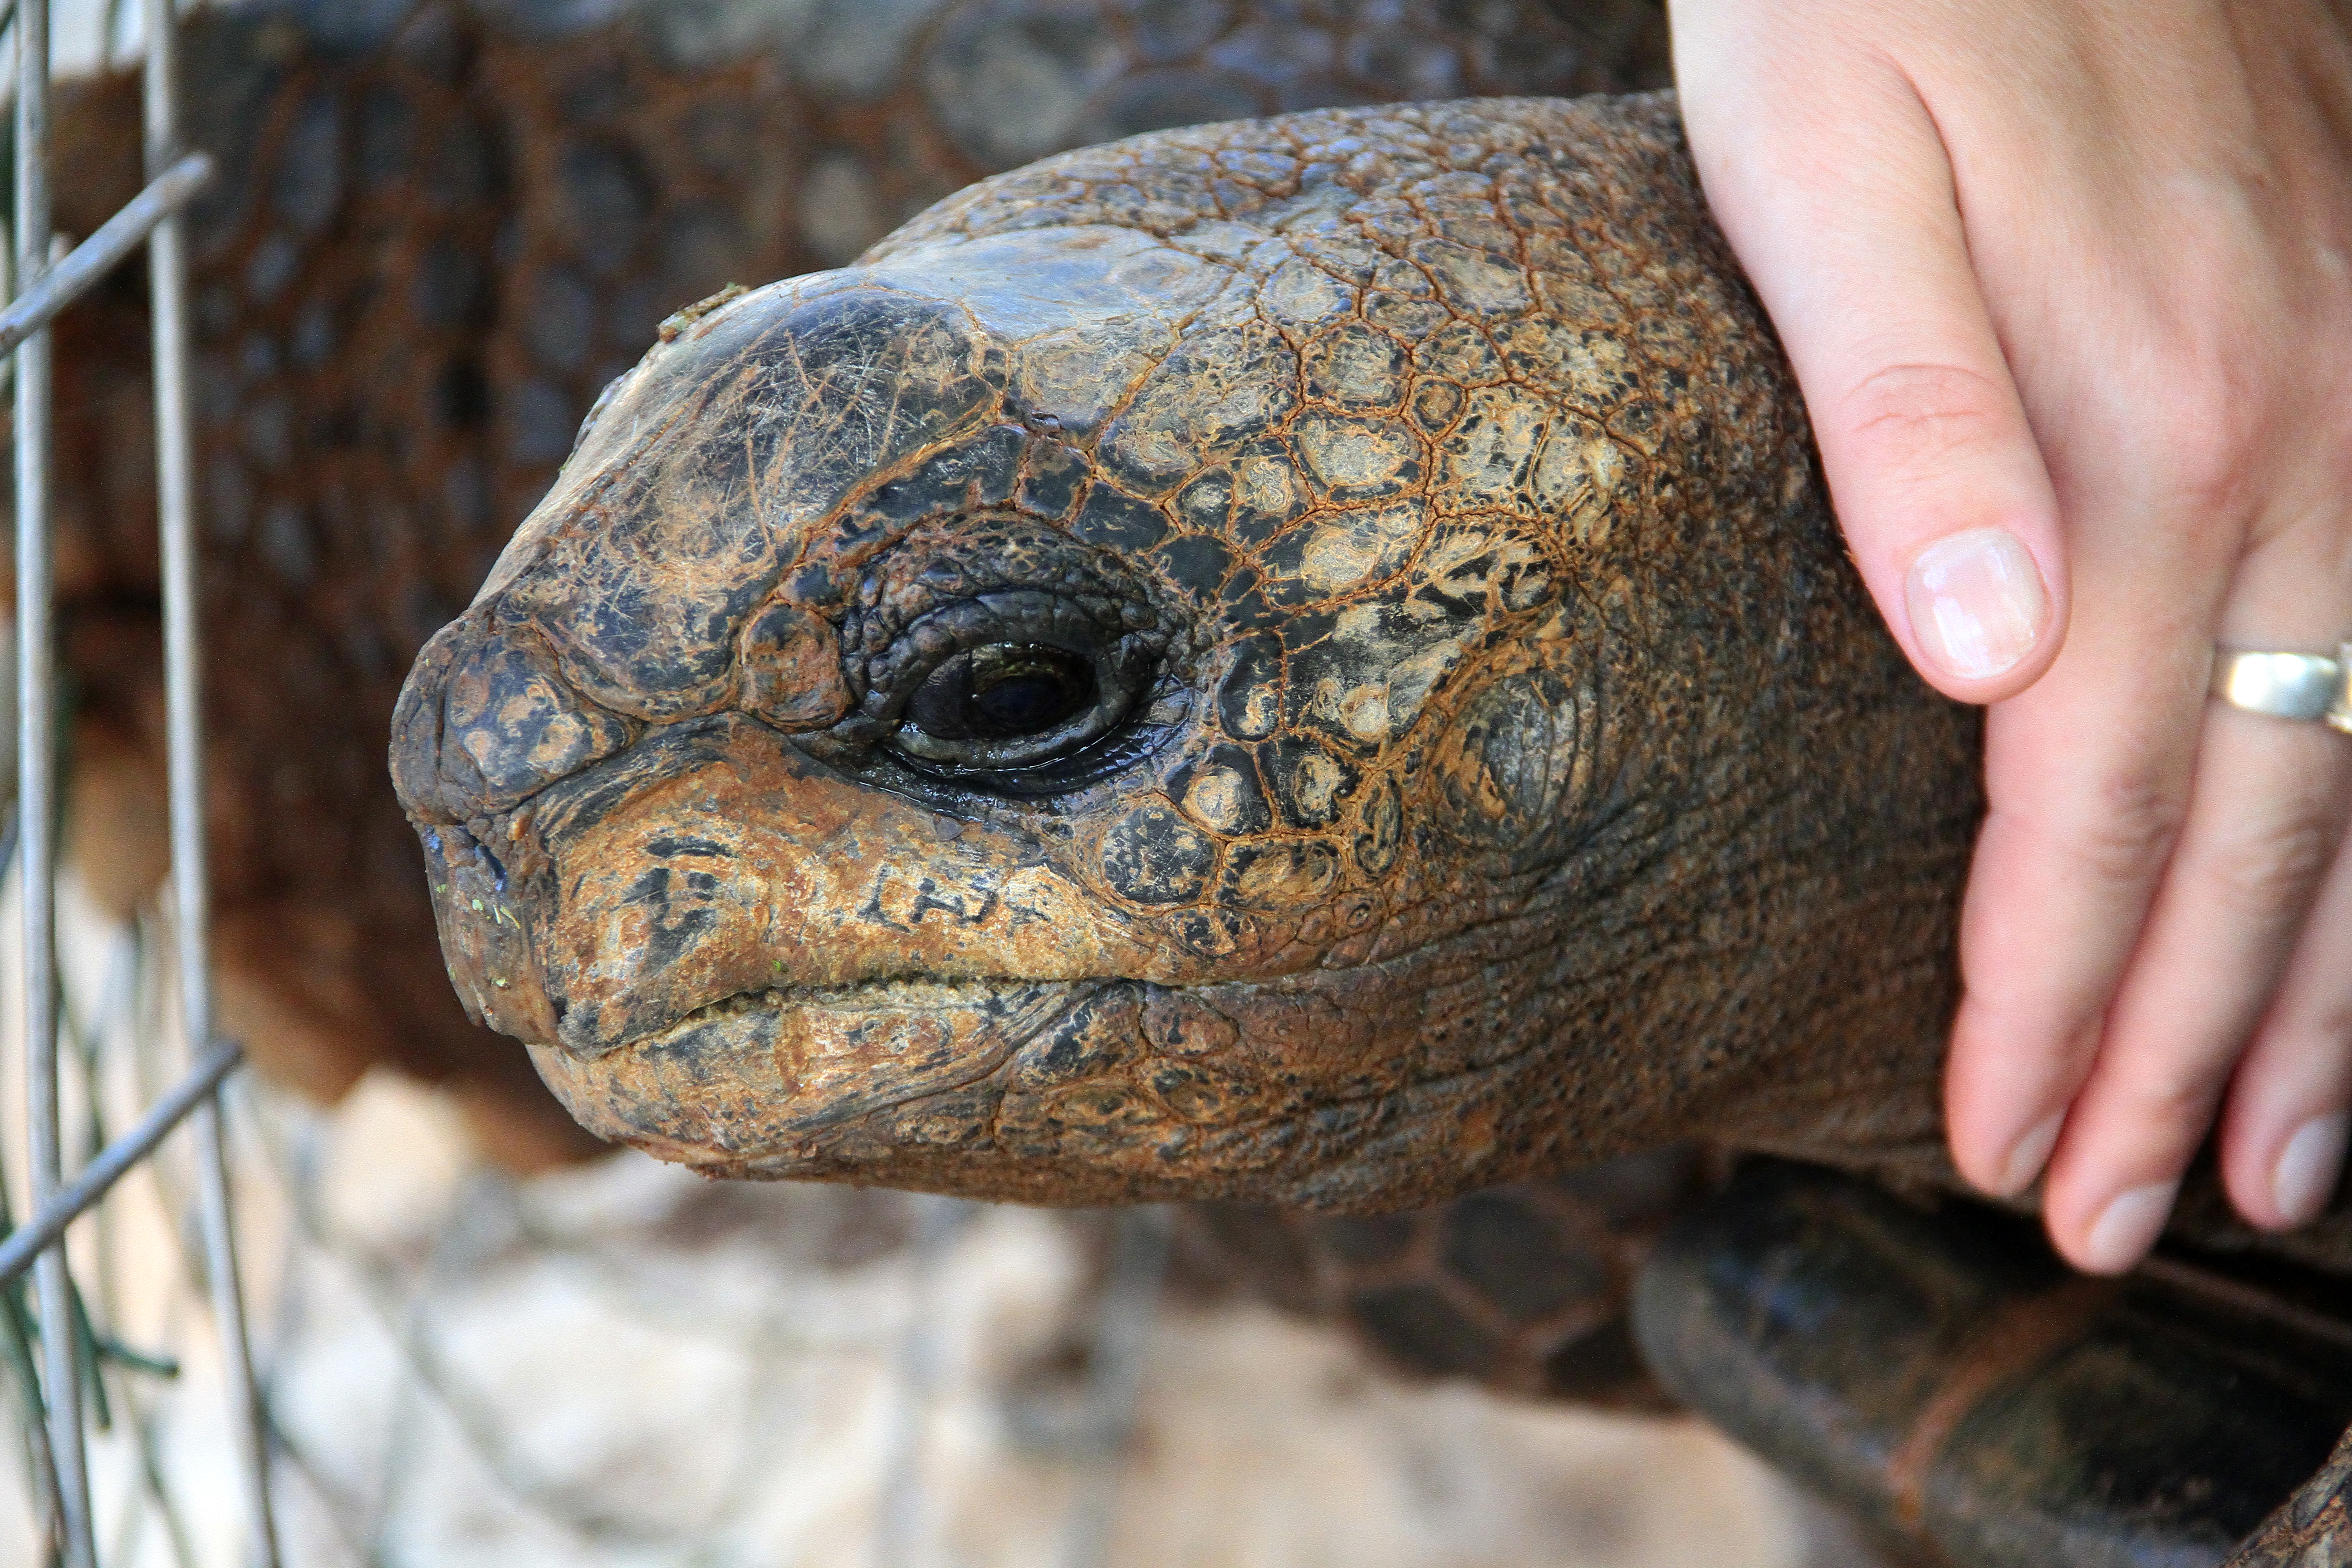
left=390, top=97, right=1980, bottom=1208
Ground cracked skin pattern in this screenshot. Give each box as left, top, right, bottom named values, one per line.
left=397, top=93, right=2005, bottom=1218
left=46, top=0, right=1672, bottom=1169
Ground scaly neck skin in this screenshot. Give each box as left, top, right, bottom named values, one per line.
left=1523, top=474, right=1986, bottom=1188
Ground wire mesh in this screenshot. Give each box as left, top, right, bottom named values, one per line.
left=0, top=0, right=277, bottom=1562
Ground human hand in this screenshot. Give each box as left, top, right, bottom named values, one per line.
left=1669, top=0, right=2352, bottom=1272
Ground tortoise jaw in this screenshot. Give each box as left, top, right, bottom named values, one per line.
left=523, top=975, right=1094, bottom=1167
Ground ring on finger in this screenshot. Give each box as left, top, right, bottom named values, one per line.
left=2211, top=642, right=2352, bottom=733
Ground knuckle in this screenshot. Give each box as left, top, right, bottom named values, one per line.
left=1833, top=361, right=2022, bottom=479
left=2058, top=773, right=2188, bottom=887
left=2202, top=816, right=2336, bottom=916
left=2146, top=376, right=2259, bottom=510
left=2285, top=992, right=2352, bottom=1054
left=2124, top=1054, right=2234, bottom=1131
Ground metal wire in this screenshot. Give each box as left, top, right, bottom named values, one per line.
left=13, top=4, right=95, bottom=1563
left=142, top=0, right=278, bottom=1553
left=0, top=1038, right=241, bottom=1290
left=0, top=0, right=280, bottom=1560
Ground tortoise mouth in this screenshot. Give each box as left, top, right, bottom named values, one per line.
left=532, top=972, right=1100, bottom=1155
left=554, top=963, right=1103, bottom=1062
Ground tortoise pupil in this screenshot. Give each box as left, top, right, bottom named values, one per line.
left=965, top=645, right=1092, bottom=735
left=905, top=642, right=1100, bottom=744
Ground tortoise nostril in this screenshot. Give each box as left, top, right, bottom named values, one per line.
left=438, top=622, right=637, bottom=816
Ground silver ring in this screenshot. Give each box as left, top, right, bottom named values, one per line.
left=2211, top=642, right=2352, bottom=733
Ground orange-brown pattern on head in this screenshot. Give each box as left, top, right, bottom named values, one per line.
left=394, top=95, right=1983, bottom=1208
left=47, top=0, right=1673, bottom=1171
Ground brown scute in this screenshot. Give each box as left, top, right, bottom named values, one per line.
left=1174, top=1145, right=1714, bottom=1409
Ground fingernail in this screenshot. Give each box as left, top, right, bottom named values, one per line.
left=2274, top=1113, right=2349, bottom=1226
left=1995, top=1111, right=2065, bottom=1196
left=1905, top=527, right=2050, bottom=682
left=2080, top=1180, right=2178, bottom=1274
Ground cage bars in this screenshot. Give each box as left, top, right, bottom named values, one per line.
left=0, top=0, right=280, bottom=1561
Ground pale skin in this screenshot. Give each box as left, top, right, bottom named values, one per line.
left=1671, top=0, right=2352, bottom=1273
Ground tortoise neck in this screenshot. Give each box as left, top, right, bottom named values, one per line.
left=1531, top=478, right=1988, bottom=1179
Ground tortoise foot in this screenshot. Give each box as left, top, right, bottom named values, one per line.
left=1633, top=1160, right=2352, bottom=1568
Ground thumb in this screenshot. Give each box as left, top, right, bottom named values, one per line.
left=1672, top=20, right=2068, bottom=702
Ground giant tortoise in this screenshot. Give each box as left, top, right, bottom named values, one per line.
left=34, top=3, right=2352, bottom=1565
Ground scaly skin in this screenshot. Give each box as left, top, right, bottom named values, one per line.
left=47, top=0, right=1671, bottom=1166
left=389, top=96, right=2352, bottom=1565
left=395, top=95, right=1988, bottom=1211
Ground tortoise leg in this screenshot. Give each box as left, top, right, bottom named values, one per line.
left=1632, top=1159, right=2352, bottom=1568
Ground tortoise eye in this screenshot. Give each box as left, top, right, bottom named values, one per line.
left=853, top=580, right=1176, bottom=794
left=907, top=644, right=1098, bottom=741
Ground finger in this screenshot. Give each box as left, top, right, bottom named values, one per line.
left=2037, top=704, right=2352, bottom=1272
left=2222, top=821, right=2352, bottom=1230
left=1941, top=577, right=2215, bottom=1200
left=1671, top=20, right=2067, bottom=703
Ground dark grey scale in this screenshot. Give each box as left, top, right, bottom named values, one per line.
left=412, top=236, right=487, bottom=328
left=1445, top=1191, right=1610, bottom=1320
left=287, top=298, right=337, bottom=371
left=1350, top=772, right=1404, bottom=877
left=515, top=265, right=598, bottom=364
left=554, top=143, right=654, bottom=280
left=1069, top=482, right=1170, bottom=552
left=203, top=458, right=255, bottom=547
left=421, top=99, right=503, bottom=208
left=355, top=81, right=420, bottom=189
left=658, top=203, right=750, bottom=303
left=1213, top=568, right=1281, bottom=633
left=1220, top=839, right=1339, bottom=910
left=1176, top=1146, right=1705, bottom=1408
left=868, top=425, right=1028, bottom=525
left=1144, top=533, right=1233, bottom=597
left=1167, top=742, right=1273, bottom=836
left=920, top=0, right=1129, bottom=169
left=1084, top=69, right=1261, bottom=145
left=440, top=628, right=638, bottom=813
left=1640, top=1162, right=2352, bottom=1568
left=273, top=87, right=349, bottom=237
left=243, top=235, right=301, bottom=304
left=1214, top=632, right=1284, bottom=741
left=502, top=378, right=579, bottom=466
left=256, top=502, right=319, bottom=588
left=242, top=392, right=295, bottom=473
left=1171, top=466, right=1232, bottom=533
left=1220, top=436, right=1312, bottom=548
left=1258, top=734, right=1361, bottom=831
left=1432, top=670, right=1579, bottom=852
left=1098, top=804, right=1218, bottom=906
